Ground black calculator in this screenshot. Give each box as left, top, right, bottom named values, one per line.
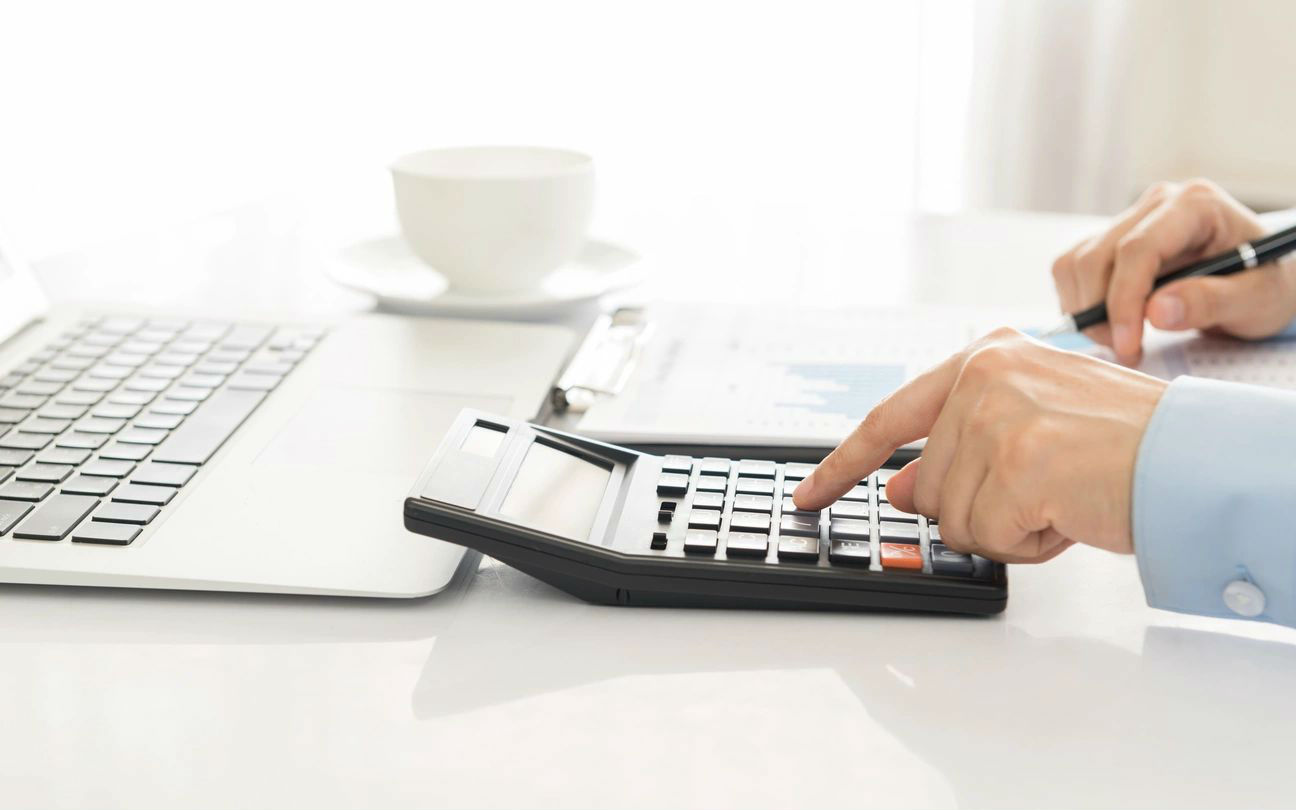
left=404, top=410, right=1007, bottom=615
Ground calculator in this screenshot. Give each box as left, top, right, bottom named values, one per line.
left=404, top=410, right=1007, bottom=615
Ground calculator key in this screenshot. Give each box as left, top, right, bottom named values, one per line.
left=733, top=493, right=773, bottom=512
left=0, top=499, right=33, bottom=534
left=931, top=543, right=974, bottom=576
left=656, top=473, right=689, bottom=495
left=779, top=514, right=820, bottom=537
left=829, top=539, right=872, bottom=566
left=780, top=496, right=818, bottom=516
left=659, top=500, right=678, bottom=512
left=729, top=512, right=771, bottom=533
left=12, top=494, right=99, bottom=541
left=877, top=487, right=889, bottom=503
left=72, top=521, right=141, bottom=546
left=737, top=459, right=776, bottom=478
left=688, top=509, right=722, bottom=530
left=650, top=531, right=668, bottom=550
left=92, top=502, right=160, bottom=525
left=725, top=532, right=768, bottom=557
left=691, top=491, right=725, bottom=510
left=879, top=521, right=921, bottom=543
left=699, top=458, right=731, bottom=476
left=61, top=475, right=118, bottom=497
left=735, top=477, right=774, bottom=495
left=777, top=535, right=819, bottom=561
left=828, top=500, right=869, bottom=520
left=16, top=463, right=73, bottom=483
left=683, top=529, right=719, bottom=554
left=661, top=455, right=693, bottom=474
left=780, top=479, right=802, bottom=497
left=695, top=474, right=728, bottom=492
left=928, top=522, right=941, bottom=542
left=838, top=485, right=870, bottom=502
left=782, top=462, right=817, bottom=481
left=0, top=481, right=53, bottom=501
left=829, top=517, right=871, bottom=541
left=657, top=509, right=673, bottom=523
left=880, top=543, right=924, bottom=570
left=878, top=502, right=920, bottom=523
left=876, top=468, right=900, bottom=484
left=111, top=483, right=176, bottom=506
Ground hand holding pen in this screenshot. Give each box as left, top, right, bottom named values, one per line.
left=1044, top=179, right=1296, bottom=365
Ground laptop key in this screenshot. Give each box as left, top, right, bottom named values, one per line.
left=108, top=390, right=156, bottom=406
left=133, top=412, right=184, bottom=430
left=16, top=463, right=74, bottom=483
left=0, top=500, right=34, bottom=535
left=39, top=403, right=88, bottom=419
left=12, top=494, right=98, bottom=541
left=0, top=393, right=46, bottom=410
left=17, top=417, right=70, bottom=434
left=0, top=407, right=28, bottom=424
left=74, top=417, right=126, bottom=434
left=81, top=459, right=135, bottom=478
left=61, top=474, right=117, bottom=496
left=72, top=521, right=141, bottom=546
left=55, top=390, right=103, bottom=406
left=39, top=447, right=90, bottom=465
left=0, top=466, right=12, bottom=484
left=227, top=373, right=281, bottom=392
left=0, top=431, right=50, bottom=450
left=54, top=432, right=108, bottom=450
left=111, top=483, right=176, bottom=506
left=91, top=402, right=141, bottom=419
left=149, top=399, right=198, bottom=416
left=92, top=502, right=160, bottom=525
left=0, top=481, right=53, bottom=501
left=0, top=449, right=33, bottom=466
left=99, top=442, right=152, bottom=461
left=117, top=427, right=168, bottom=445
left=131, top=462, right=195, bottom=488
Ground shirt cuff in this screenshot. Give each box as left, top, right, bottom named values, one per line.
left=1133, top=376, right=1296, bottom=624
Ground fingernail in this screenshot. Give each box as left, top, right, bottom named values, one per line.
left=1112, top=323, right=1133, bottom=355
left=1151, top=295, right=1184, bottom=327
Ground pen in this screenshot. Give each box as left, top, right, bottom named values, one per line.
left=1039, top=222, right=1296, bottom=337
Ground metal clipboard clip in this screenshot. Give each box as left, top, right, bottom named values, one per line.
left=550, top=307, right=653, bottom=414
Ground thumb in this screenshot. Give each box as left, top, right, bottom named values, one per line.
left=1145, top=275, right=1251, bottom=332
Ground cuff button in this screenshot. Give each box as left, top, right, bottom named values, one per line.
left=1223, top=580, right=1266, bottom=618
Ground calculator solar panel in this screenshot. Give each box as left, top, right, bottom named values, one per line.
left=405, top=411, right=1007, bottom=615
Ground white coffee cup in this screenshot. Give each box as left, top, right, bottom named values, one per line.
left=390, top=146, right=595, bottom=294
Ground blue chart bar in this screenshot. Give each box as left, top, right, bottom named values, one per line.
left=775, top=363, right=906, bottom=420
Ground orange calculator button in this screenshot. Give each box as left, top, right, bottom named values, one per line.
left=880, top=543, right=923, bottom=570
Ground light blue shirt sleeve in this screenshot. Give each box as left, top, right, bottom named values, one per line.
left=1134, top=375, right=1296, bottom=625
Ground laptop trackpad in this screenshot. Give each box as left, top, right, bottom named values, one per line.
left=254, top=385, right=512, bottom=478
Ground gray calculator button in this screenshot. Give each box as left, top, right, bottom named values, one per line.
left=829, top=539, right=872, bottom=566
left=695, top=475, right=728, bottom=492
left=733, top=494, right=773, bottom=512
left=878, top=502, right=919, bottom=523
left=700, top=458, right=731, bottom=476
left=729, top=512, right=771, bottom=533
left=829, top=518, right=871, bottom=541
left=879, top=521, right=921, bottom=543
left=931, top=543, right=974, bottom=576
left=928, top=523, right=941, bottom=542
left=688, top=509, right=722, bottom=530
left=777, top=535, right=819, bottom=561
left=683, top=530, right=719, bottom=554
left=691, top=492, right=725, bottom=510
left=876, top=468, right=900, bottom=484
left=737, top=459, right=776, bottom=478
left=780, top=496, right=818, bottom=516
left=838, top=485, right=870, bottom=502
left=661, top=455, right=693, bottom=474
left=877, top=486, right=889, bottom=503
left=735, top=477, right=774, bottom=495
left=782, top=462, right=817, bottom=481
left=828, top=500, right=869, bottom=520
left=725, top=532, right=768, bottom=557
left=656, top=473, right=690, bottom=495
left=780, top=479, right=803, bottom=497
left=779, top=514, right=820, bottom=537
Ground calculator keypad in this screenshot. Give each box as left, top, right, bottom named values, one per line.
left=647, top=455, right=990, bottom=578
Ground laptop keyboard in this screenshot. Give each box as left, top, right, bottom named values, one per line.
left=0, top=316, right=324, bottom=545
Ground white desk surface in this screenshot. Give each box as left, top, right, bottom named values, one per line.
left=8, top=197, right=1296, bottom=810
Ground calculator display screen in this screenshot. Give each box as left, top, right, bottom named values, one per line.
left=499, top=441, right=611, bottom=541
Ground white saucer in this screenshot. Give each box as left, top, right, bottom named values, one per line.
left=326, top=234, right=642, bottom=318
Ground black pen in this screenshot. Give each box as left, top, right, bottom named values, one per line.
left=1040, top=222, right=1296, bottom=336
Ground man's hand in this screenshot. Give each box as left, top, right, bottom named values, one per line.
left=792, top=329, right=1168, bottom=563
left=1050, top=178, right=1296, bottom=366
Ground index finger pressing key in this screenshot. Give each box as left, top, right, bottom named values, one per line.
left=793, top=350, right=967, bottom=511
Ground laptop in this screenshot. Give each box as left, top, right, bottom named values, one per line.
left=0, top=237, right=573, bottom=597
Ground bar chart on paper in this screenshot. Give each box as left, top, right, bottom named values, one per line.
left=573, top=304, right=1008, bottom=447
